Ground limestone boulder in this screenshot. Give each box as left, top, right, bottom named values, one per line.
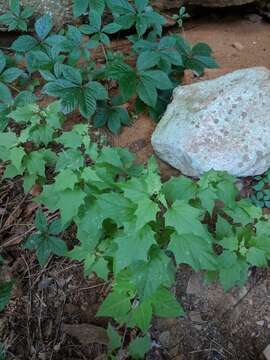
left=151, top=67, right=270, bottom=178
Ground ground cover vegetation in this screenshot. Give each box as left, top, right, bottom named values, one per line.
left=0, top=0, right=270, bottom=358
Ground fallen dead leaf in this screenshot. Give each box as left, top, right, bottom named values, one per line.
left=62, top=323, right=109, bottom=345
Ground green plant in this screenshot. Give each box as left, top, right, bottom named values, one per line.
left=7, top=3, right=218, bottom=133
left=24, top=209, right=68, bottom=266
left=0, top=281, right=13, bottom=312
left=0, top=50, right=23, bottom=105
left=106, top=59, right=173, bottom=107
left=107, top=0, right=166, bottom=38
left=132, top=36, right=182, bottom=73
left=80, top=11, right=122, bottom=48
left=0, top=90, right=37, bottom=131
left=251, top=171, right=270, bottom=208
left=0, top=343, right=6, bottom=360
left=42, top=64, right=108, bottom=118
left=172, top=6, right=190, bottom=29
left=1, top=97, right=269, bottom=358
left=73, top=0, right=106, bottom=18
left=0, top=255, right=13, bottom=314
left=93, top=96, right=130, bottom=133
left=0, top=101, right=63, bottom=191
left=11, top=14, right=54, bottom=53
left=26, top=123, right=265, bottom=336
left=56, top=25, right=90, bottom=66
left=0, top=0, right=33, bottom=32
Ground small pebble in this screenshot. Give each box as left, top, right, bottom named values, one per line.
left=246, top=14, right=262, bottom=23
left=232, top=42, right=244, bottom=51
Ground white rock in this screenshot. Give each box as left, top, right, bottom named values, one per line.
left=151, top=67, right=270, bottom=177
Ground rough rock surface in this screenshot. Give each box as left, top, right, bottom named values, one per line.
left=151, top=67, right=270, bottom=178
left=0, top=0, right=72, bottom=29
left=183, top=0, right=255, bottom=7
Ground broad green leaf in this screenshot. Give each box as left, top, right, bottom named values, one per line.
left=137, top=77, right=157, bottom=107
left=56, top=149, right=84, bottom=171
left=35, top=208, right=48, bottom=232
left=107, top=323, right=122, bottom=351
left=121, top=177, right=150, bottom=202
left=26, top=151, right=46, bottom=177
left=0, top=132, right=17, bottom=149
left=35, top=14, right=53, bottom=40
left=73, top=0, right=88, bottom=17
left=114, top=225, right=155, bottom=273
left=218, top=256, right=248, bottom=292
left=62, top=65, right=82, bottom=85
left=36, top=237, right=53, bottom=265
left=0, top=83, right=12, bottom=104
left=91, top=257, right=109, bottom=280
left=79, top=88, right=97, bottom=118
left=11, top=35, right=38, bottom=52
left=165, top=200, right=208, bottom=239
left=1, top=68, right=23, bottom=83
left=168, top=233, right=217, bottom=271
left=74, top=202, right=104, bottom=242
left=54, top=169, right=78, bottom=191
left=151, top=287, right=184, bottom=317
left=116, top=13, right=136, bottom=29
left=96, top=192, right=133, bottom=226
left=9, top=146, right=25, bottom=170
left=56, top=131, right=82, bottom=149
left=97, top=291, right=131, bottom=323
left=216, top=216, right=233, bottom=240
left=131, top=301, right=152, bottom=333
left=130, top=248, right=175, bottom=300
left=10, top=0, right=20, bottom=16
left=135, top=0, right=148, bottom=12
left=136, top=51, right=159, bottom=71
left=219, top=236, right=238, bottom=251
left=102, top=22, right=121, bottom=34
left=253, top=236, right=270, bottom=257
left=48, top=219, right=63, bottom=235
left=9, top=103, right=39, bottom=123
left=128, top=335, right=151, bottom=360
left=134, top=198, right=159, bottom=230
left=136, top=14, right=148, bottom=37
left=90, top=0, right=106, bottom=15
left=56, top=188, right=86, bottom=223
left=0, top=281, right=13, bottom=312
left=226, top=199, right=262, bottom=225
left=48, top=236, right=68, bottom=256
left=162, top=176, right=197, bottom=203
left=0, top=51, right=6, bottom=73
left=246, top=247, right=267, bottom=267
left=197, top=188, right=217, bottom=214
left=142, top=70, right=172, bottom=90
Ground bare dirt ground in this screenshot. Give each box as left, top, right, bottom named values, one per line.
left=1, top=13, right=270, bottom=360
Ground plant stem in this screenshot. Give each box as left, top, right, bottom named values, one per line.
left=101, top=44, right=108, bottom=63
left=9, top=84, right=20, bottom=93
